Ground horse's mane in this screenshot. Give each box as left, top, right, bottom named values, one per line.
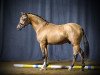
left=27, top=13, right=48, bottom=22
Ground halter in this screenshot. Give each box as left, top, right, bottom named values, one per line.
left=19, top=15, right=30, bottom=28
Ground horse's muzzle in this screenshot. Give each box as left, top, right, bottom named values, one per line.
left=16, top=24, right=22, bottom=30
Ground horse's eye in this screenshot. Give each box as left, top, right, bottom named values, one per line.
left=21, top=17, right=26, bottom=20
left=22, top=18, right=26, bottom=20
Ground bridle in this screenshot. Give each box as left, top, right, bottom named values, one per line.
left=19, top=15, right=30, bottom=28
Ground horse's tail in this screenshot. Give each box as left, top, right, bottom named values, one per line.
left=82, top=29, right=89, bottom=59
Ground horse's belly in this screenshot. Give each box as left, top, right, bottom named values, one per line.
left=47, top=36, right=69, bottom=45
left=48, top=40, right=67, bottom=45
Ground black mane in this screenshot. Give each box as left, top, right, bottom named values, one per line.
left=27, top=12, right=48, bottom=22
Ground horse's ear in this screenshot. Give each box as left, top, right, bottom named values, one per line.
left=21, top=12, right=25, bottom=15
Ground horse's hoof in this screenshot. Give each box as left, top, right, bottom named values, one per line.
left=68, top=68, right=72, bottom=71
left=81, top=69, right=84, bottom=71
left=40, top=68, right=46, bottom=71
left=68, top=66, right=72, bottom=71
left=40, top=67, right=47, bottom=71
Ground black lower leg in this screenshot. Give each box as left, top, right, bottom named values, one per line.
left=81, top=59, right=85, bottom=71
left=42, top=52, right=48, bottom=67
left=42, top=50, right=45, bottom=59
left=81, top=52, right=85, bottom=71
left=71, top=54, right=78, bottom=67
left=43, top=58, right=48, bottom=66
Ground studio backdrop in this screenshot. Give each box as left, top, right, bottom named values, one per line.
left=0, top=0, right=100, bottom=61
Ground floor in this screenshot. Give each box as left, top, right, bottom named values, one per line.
left=0, top=60, right=100, bottom=75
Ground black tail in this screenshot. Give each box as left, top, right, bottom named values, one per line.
left=82, top=29, right=89, bottom=59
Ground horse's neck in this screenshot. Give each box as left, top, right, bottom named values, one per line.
left=28, top=14, right=46, bottom=32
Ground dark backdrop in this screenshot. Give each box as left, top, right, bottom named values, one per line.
left=0, top=0, right=100, bottom=61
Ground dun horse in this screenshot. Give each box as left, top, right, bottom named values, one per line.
left=17, top=12, right=89, bottom=71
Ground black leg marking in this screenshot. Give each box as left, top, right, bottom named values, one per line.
left=80, top=51, right=85, bottom=71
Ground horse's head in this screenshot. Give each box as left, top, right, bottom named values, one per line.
left=17, top=12, right=30, bottom=30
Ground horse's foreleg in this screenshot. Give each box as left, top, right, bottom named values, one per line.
left=79, top=50, right=85, bottom=71
left=40, top=44, right=48, bottom=70
left=42, top=47, right=48, bottom=69
left=45, top=47, right=48, bottom=65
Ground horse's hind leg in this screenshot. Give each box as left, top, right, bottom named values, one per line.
left=79, top=49, right=85, bottom=71
left=68, top=45, right=79, bottom=71
left=70, top=44, right=85, bottom=71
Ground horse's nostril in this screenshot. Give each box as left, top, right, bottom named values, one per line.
left=17, top=27, right=19, bottom=30
left=16, top=25, right=21, bottom=30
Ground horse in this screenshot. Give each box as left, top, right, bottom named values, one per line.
left=17, top=12, right=89, bottom=71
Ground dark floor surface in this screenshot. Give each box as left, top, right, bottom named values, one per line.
left=0, top=60, right=100, bottom=75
